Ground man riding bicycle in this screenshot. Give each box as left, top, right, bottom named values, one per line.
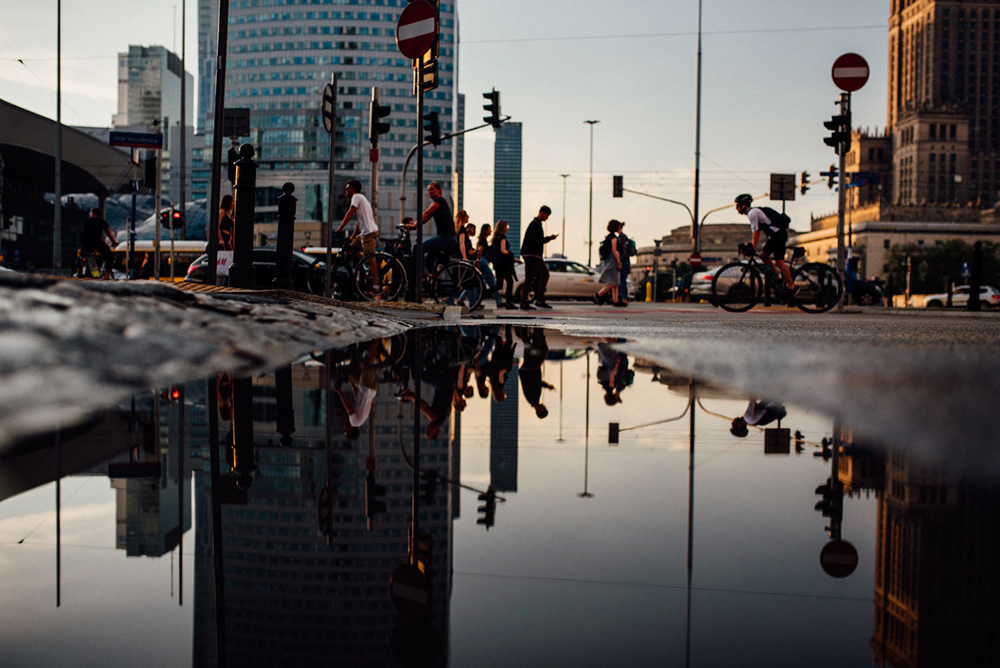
left=734, top=193, right=795, bottom=296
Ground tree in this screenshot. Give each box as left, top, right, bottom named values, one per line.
left=887, top=240, right=1000, bottom=293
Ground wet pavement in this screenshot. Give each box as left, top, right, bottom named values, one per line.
left=1, top=322, right=998, bottom=667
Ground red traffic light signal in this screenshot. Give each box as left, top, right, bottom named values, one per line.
left=160, top=210, right=184, bottom=229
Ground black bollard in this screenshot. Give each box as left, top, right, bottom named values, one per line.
left=231, top=375, right=256, bottom=488
left=229, top=144, right=258, bottom=289
left=969, top=240, right=983, bottom=312
left=272, top=182, right=297, bottom=290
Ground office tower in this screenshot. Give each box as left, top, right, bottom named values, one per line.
left=490, top=364, right=519, bottom=493
left=493, top=121, right=522, bottom=255
left=888, top=0, right=1000, bottom=205
left=201, top=0, right=457, bottom=234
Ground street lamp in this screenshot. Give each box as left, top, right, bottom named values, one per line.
left=584, top=120, right=599, bottom=266
left=560, top=173, right=569, bottom=256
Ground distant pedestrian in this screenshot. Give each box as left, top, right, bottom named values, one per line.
left=335, top=179, right=380, bottom=296
left=519, top=205, right=558, bottom=310
left=476, top=223, right=502, bottom=307
left=79, top=207, right=117, bottom=278
left=491, top=220, right=517, bottom=309
left=594, top=219, right=623, bottom=306
left=218, top=195, right=235, bottom=250
left=617, top=221, right=633, bottom=305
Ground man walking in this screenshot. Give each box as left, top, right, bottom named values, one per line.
left=519, top=205, right=558, bottom=310
left=79, top=207, right=117, bottom=278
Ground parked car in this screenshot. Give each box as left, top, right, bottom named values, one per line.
left=924, top=285, right=1000, bottom=308
left=689, top=265, right=725, bottom=299
left=846, top=277, right=884, bottom=306
left=184, top=247, right=330, bottom=294
left=513, top=257, right=634, bottom=301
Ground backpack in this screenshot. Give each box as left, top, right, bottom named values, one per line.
left=757, top=207, right=791, bottom=234
left=599, top=234, right=614, bottom=261
left=625, top=237, right=637, bottom=257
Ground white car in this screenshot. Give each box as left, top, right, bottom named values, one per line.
left=513, top=257, right=634, bottom=301
left=924, top=285, right=1000, bottom=308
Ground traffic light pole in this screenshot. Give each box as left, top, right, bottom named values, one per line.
left=414, top=79, right=425, bottom=302
left=835, top=92, right=849, bottom=312
left=370, top=88, right=381, bottom=225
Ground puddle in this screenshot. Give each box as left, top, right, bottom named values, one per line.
left=0, top=325, right=997, bottom=665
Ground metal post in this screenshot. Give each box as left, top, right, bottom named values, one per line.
left=324, top=75, right=337, bottom=298
left=206, top=0, right=231, bottom=285
left=180, top=0, right=187, bottom=242
left=414, top=74, right=426, bottom=302
left=273, top=182, right=296, bottom=290
left=228, top=144, right=258, bottom=289
left=692, top=0, right=703, bottom=255
left=370, top=87, right=381, bottom=228
left=835, top=93, right=849, bottom=312
left=54, top=0, right=62, bottom=270
left=560, top=173, right=569, bottom=256
left=585, top=120, right=599, bottom=266
left=154, top=150, right=162, bottom=280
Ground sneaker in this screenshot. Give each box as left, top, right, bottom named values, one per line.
left=592, top=292, right=602, bottom=305
left=535, top=302, right=553, bottom=309
left=520, top=304, right=535, bottom=311
left=613, top=301, right=627, bottom=307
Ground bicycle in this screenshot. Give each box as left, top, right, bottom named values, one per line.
left=710, top=243, right=842, bottom=313
left=355, top=225, right=484, bottom=308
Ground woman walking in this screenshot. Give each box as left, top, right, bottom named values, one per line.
left=491, top=220, right=517, bottom=309
left=595, top=219, right=625, bottom=306
left=476, top=223, right=502, bottom=307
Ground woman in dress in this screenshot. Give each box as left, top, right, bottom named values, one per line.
left=594, top=219, right=624, bottom=306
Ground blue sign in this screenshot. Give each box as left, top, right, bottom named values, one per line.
left=109, top=131, right=163, bottom=149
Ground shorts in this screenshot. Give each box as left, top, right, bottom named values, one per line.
left=350, top=231, right=379, bottom=255
left=761, top=230, right=788, bottom=261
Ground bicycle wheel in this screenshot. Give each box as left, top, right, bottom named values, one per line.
left=711, top=262, right=762, bottom=312
left=432, top=260, right=483, bottom=309
left=792, top=263, right=842, bottom=314
left=354, top=252, right=407, bottom=302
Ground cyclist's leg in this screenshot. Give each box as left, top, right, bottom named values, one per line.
left=762, top=232, right=793, bottom=289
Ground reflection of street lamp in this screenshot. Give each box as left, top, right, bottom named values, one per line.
left=560, top=174, right=570, bottom=256
left=579, top=351, right=593, bottom=498
left=584, top=121, right=599, bottom=266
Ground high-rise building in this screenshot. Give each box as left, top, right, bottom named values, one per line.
left=493, top=121, right=522, bottom=254
left=888, top=0, right=1000, bottom=206
left=200, top=0, right=458, bottom=235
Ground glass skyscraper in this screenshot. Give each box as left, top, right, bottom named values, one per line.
left=493, top=121, right=522, bottom=254
left=198, top=0, right=457, bottom=233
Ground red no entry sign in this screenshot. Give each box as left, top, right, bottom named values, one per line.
left=396, top=0, right=437, bottom=59
left=832, top=53, right=869, bottom=92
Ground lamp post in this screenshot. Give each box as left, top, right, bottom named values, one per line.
left=560, top=173, right=569, bottom=256
left=584, top=120, right=599, bottom=266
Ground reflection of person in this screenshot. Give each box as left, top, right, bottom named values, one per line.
left=730, top=399, right=787, bottom=437
left=596, top=341, right=629, bottom=405
left=519, top=205, right=558, bottom=310
left=484, top=324, right=517, bottom=402
left=335, top=341, right=379, bottom=440
left=518, top=328, right=553, bottom=418
left=79, top=207, right=118, bottom=277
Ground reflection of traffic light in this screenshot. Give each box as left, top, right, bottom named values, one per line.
left=160, top=210, right=184, bottom=229
left=365, top=471, right=387, bottom=530
left=613, top=175, right=623, bottom=198
left=482, top=89, right=501, bottom=128
left=800, top=171, right=810, bottom=195
left=814, top=478, right=842, bottom=522
left=823, top=113, right=851, bottom=154
left=477, top=486, right=496, bottom=530
left=368, top=100, right=391, bottom=145
left=423, top=111, right=442, bottom=146
left=420, top=469, right=439, bottom=504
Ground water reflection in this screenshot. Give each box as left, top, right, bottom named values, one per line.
left=0, top=326, right=997, bottom=666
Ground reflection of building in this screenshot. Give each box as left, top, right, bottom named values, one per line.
left=490, top=364, right=519, bottom=493
left=870, top=447, right=1000, bottom=666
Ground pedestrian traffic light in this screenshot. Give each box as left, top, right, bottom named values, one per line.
left=483, top=89, right=501, bottom=129
left=823, top=113, right=851, bottom=154
left=420, top=469, right=439, bottom=504
left=613, top=175, right=623, bottom=198
left=423, top=111, right=442, bottom=146
left=477, top=486, right=496, bottom=530
left=368, top=100, right=391, bottom=145
left=365, top=470, right=387, bottom=530
left=160, top=210, right=184, bottom=229
left=800, top=171, right=810, bottom=196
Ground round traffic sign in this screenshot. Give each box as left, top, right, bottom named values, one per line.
left=688, top=252, right=703, bottom=268
left=820, top=539, right=859, bottom=578
left=396, top=0, right=437, bottom=60
left=831, top=53, right=869, bottom=92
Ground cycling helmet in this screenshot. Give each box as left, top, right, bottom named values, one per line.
left=734, top=193, right=753, bottom=207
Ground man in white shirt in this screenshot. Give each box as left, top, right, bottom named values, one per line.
left=336, top=179, right=381, bottom=294
left=734, top=193, right=795, bottom=293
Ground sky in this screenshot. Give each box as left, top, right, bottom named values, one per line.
left=0, top=0, right=890, bottom=261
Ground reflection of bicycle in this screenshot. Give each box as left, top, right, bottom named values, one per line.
left=710, top=244, right=842, bottom=313
left=355, top=224, right=484, bottom=308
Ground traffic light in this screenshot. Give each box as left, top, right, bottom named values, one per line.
left=613, top=175, right=623, bottom=198
left=144, top=155, right=158, bottom=188
left=160, top=209, right=184, bottom=229
left=423, top=111, right=442, bottom=146
left=368, top=100, right=391, bottom=145
left=823, top=113, right=851, bottom=154
left=483, top=89, right=501, bottom=129
left=814, top=478, right=843, bottom=523
left=419, top=469, right=439, bottom=504
left=825, top=164, right=837, bottom=189
left=800, top=171, right=810, bottom=196
left=365, top=470, right=387, bottom=530
left=477, top=486, right=496, bottom=530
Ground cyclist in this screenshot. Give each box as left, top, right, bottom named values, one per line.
left=405, top=181, right=456, bottom=274
left=734, top=193, right=795, bottom=296
left=336, top=179, right=381, bottom=297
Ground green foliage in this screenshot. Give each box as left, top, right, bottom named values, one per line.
left=887, top=240, right=1000, bottom=293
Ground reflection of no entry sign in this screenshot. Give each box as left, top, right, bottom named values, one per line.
left=820, top=539, right=859, bottom=578
left=396, top=0, right=437, bottom=59
left=832, top=53, right=869, bottom=92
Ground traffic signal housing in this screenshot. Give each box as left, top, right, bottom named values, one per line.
left=160, top=209, right=184, bottom=229
left=800, top=171, right=810, bottom=196
left=423, top=111, right=442, bottom=146
left=368, top=100, right=391, bottom=145
left=823, top=113, right=851, bottom=154
left=477, top=486, right=496, bottom=530
left=826, top=164, right=837, bottom=189
left=420, top=469, right=439, bottom=504
left=483, top=89, right=501, bottom=129
left=613, top=175, right=623, bottom=198
left=814, top=478, right=843, bottom=522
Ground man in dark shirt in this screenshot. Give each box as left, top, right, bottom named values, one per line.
left=79, top=207, right=117, bottom=277
left=519, top=205, right=558, bottom=310
left=406, top=181, right=456, bottom=273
